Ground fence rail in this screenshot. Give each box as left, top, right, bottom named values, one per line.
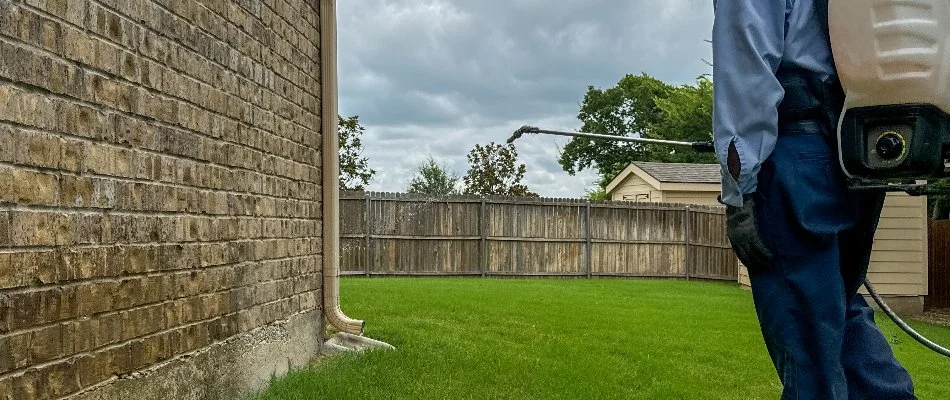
left=928, top=220, right=950, bottom=309
left=339, top=191, right=739, bottom=281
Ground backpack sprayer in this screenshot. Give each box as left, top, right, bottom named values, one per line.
left=505, top=2, right=950, bottom=359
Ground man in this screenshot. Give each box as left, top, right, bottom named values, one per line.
left=712, top=0, right=917, bottom=398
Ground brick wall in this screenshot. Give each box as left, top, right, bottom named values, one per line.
left=0, top=0, right=323, bottom=398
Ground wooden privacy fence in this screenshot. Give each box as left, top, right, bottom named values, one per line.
left=928, top=220, right=950, bottom=309
left=339, top=191, right=739, bottom=281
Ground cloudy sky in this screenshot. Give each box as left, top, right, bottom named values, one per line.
left=337, top=0, right=714, bottom=197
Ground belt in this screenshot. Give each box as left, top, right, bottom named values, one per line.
left=778, top=107, right=823, bottom=126
left=778, top=107, right=828, bottom=136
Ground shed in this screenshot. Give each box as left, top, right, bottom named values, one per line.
left=605, top=162, right=929, bottom=314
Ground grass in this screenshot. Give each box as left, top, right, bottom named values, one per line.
left=252, top=278, right=950, bottom=399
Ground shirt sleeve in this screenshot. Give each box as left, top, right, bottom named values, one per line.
left=711, top=0, right=789, bottom=207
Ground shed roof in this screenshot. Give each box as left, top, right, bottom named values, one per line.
left=633, top=162, right=721, bottom=184
left=605, top=161, right=723, bottom=195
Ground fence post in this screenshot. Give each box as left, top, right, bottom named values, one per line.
left=480, top=198, right=488, bottom=278
left=586, top=201, right=593, bottom=279
left=684, top=205, right=691, bottom=281
left=365, top=193, right=372, bottom=277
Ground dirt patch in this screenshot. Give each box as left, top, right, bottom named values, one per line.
left=917, top=308, right=950, bottom=327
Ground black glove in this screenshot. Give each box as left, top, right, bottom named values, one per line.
left=725, top=195, right=773, bottom=271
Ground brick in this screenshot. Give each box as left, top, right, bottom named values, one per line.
left=59, top=139, right=84, bottom=172
left=75, top=284, right=115, bottom=320
left=27, top=324, right=64, bottom=364
left=129, top=335, right=168, bottom=370
left=41, top=359, right=80, bottom=398
left=14, top=130, right=62, bottom=169
left=90, top=178, right=117, bottom=209
left=108, top=343, right=133, bottom=376
left=0, top=0, right=18, bottom=35
left=83, top=143, right=115, bottom=175
left=3, top=288, right=67, bottom=330
left=58, top=247, right=107, bottom=282
left=121, top=304, right=164, bottom=339
left=59, top=175, right=93, bottom=207
left=75, top=352, right=112, bottom=389
left=39, top=13, right=64, bottom=53
left=0, top=126, right=13, bottom=164
left=114, top=81, right=138, bottom=112
left=11, top=369, right=43, bottom=400
left=48, top=60, right=69, bottom=95
left=0, top=375, right=10, bottom=400
left=94, top=312, right=123, bottom=348
left=115, top=114, right=144, bottom=147
left=0, top=209, right=8, bottom=245
left=93, top=38, right=120, bottom=75
left=0, top=252, right=15, bottom=290
left=89, top=4, right=122, bottom=43
left=61, top=102, right=106, bottom=140
left=0, top=84, right=22, bottom=125
left=69, top=214, right=103, bottom=245
left=2, top=169, right=59, bottom=206
left=64, top=0, right=87, bottom=27
left=9, top=211, right=70, bottom=246
left=33, top=249, right=58, bottom=284
left=63, top=26, right=98, bottom=69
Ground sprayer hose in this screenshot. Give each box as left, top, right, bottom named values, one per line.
left=864, top=280, right=950, bottom=358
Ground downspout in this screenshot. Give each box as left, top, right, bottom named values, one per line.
left=321, top=0, right=364, bottom=335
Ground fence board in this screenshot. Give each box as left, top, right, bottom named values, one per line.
left=487, top=241, right=585, bottom=275
left=591, top=243, right=685, bottom=276
left=928, top=220, right=950, bottom=308
left=338, top=191, right=736, bottom=281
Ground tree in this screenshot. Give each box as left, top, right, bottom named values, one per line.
left=406, top=155, right=461, bottom=196
left=645, top=76, right=718, bottom=164
left=583, top=187, right=611, bottom=201
left=462, top=142, right=538, bottom=197
left=338, top=115, right=376, bottom=191
left=558, top=73, right=716, bottom=190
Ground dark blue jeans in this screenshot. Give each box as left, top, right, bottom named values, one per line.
left=747, top=126, right=916, bottom=399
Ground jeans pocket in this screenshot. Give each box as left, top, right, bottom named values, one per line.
left=779, top=152, right=857, bottom=236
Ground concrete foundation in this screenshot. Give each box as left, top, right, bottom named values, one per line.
left=865, top=295, right=925, bottom=317
left=70, top=310, right=324, bottom=400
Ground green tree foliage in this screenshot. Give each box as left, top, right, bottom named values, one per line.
left=559, top=73, right=717, bottom=190
left=583, top=187, right=611, bottom=201
left=338, top=115, right=376, bottom=191
left=407, top=155, right=461, bottom=196
left=646, top=77, right=717, bottom=164
left=928, top=179, right=950, bottom=220
left=462, top=142, right=538, bottom=197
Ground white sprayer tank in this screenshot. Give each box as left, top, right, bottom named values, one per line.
left=829, top=0, right=950, bottom=180
left=829, top=0, right=950, bottom=114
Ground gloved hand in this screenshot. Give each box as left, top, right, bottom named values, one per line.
left=725, top=195, right=774, bottom=271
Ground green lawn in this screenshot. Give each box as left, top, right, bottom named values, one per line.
left=253, top=278, right=950, bottom=399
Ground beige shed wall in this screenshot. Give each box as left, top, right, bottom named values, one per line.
left=606, top=172, right=928, bottom=304
left=662, top=190, right=722, bottom=207
left=610, top=174, right=663, bottom=203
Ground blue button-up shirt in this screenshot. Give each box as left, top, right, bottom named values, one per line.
left=712, top=0, right=836, bottom=207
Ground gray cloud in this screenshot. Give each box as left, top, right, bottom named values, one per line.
left=338, top=0, right=714, bottom=197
